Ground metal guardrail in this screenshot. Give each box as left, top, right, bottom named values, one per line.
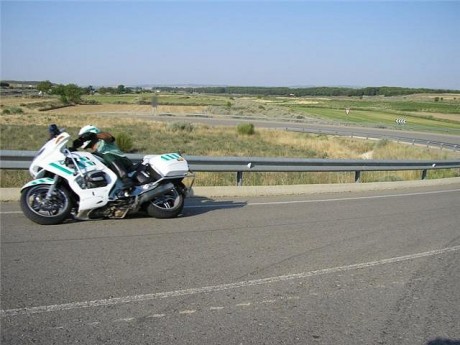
left=1, top=150, right=460, bottom=185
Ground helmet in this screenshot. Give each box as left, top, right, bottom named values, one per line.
left=78, top=125, right=100, bottom=149
left=78, top=125, right=100, bottom=136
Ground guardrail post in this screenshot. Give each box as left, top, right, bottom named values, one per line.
left=421, top=169, right=427, bottom=180
left=236, top=171, right=243, bottom=186
left=355, top=171, right=361, bottom=183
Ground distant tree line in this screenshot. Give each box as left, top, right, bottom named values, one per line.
left=34, top=81, right=140, bottom=101
left=5, top=80, right=459, bottom=99
left=35, top=81, right=90, bottom=103
left=97, top=84, right=145, bottom=95
left=157, top=86, right=459, bottom=97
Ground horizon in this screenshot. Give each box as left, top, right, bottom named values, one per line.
left=2, top=79, right=459, bottom=92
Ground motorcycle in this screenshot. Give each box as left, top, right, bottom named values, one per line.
left=20, top=127, right=194, bottom=225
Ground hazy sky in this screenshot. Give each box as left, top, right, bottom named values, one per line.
left=1, top=1, right=459, bottom=89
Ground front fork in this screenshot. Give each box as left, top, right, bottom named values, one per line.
left=45, top=175, right=61, bottom=199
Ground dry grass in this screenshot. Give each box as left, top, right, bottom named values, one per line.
left=45, top=104, right=206, bottom=115
left=1, top=99, right=458, bottom=187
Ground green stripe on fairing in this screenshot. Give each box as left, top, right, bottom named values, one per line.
left=49, top=162, right=73, bottom=175
left=30, top=178, right=54, bottom=185
left=161, top=153, right=181, bottom=161
left=79, top=157, right=96, bottom=166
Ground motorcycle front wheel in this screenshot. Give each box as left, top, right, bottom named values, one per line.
left=20, top=185, right=72, bottom=225
left=146, top=187, right=184, bottom=219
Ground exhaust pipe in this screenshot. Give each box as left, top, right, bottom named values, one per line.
left=138, top=182, right=175, bottom=204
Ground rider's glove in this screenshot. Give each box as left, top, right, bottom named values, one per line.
left=72, top=138, right=84, bottom=149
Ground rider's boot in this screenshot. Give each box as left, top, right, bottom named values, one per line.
left=118, top=177, right=134, bottom=198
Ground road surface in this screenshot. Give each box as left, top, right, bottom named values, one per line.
left=2, top=183, right=460, bottom=344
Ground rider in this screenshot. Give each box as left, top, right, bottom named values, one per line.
left=72, top=125, right=134, bottom=192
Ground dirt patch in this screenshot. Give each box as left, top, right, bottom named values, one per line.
left=293, top=100, right=320, bottom=105
left=360, top=151, right=374, bottom=159
left=0, top=97, right=207, bottom=115
left=408, top=111, right=460, bottom=122
left=0, top=96, right=39, bottom=106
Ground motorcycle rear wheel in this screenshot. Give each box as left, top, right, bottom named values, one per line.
left=20, top=185, right=72, bottom=225
left=146, top=187, right=184, bottom=219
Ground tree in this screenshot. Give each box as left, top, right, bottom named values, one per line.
left=51, top=83, right=83, bottom=104
left=117, top=84, right=126, bottom=94
left=36, top=80, right=53, bottom=94
left=51, top=84, right=67, bottom=103
left=65, top=84, right=83, bottom=103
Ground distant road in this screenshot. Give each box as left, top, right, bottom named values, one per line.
left=2, top=183, right=459, bottom=344
left=148, top=114, right=460, bottom=146
left=87, top=109, right=460, bottom=147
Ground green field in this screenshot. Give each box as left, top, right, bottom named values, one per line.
left=253, top=94, right=460, bottom=133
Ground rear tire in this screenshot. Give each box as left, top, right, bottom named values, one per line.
left=20, top=185, right=72, bottom=225
left=146, top=186, right=184, bottom=219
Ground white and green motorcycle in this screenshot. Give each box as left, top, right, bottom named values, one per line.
left=20, top=128, right=194, bottom=225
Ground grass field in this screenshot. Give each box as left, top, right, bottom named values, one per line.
left=1, top=93, right=459, bottom=187
left=3, top=92, right=459, bottom=129
left=238, top=94, right=460, bottom=132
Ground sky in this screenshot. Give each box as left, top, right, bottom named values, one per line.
left=1, top=0, right=459, bottom=89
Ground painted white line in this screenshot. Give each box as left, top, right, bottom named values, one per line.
left=186, top=189, right=460, bottom=209
left=179, top=310, right=196, bottom=315
left=235, top=303, right=251, bottom=307
left=2, top=245, right=459, bottom=318
left=209, top=306, right=224, bottom=310
left=147, top=314, right=166, bottom=318
left=2, top=189, right=458, bottom=215
left=114, top=317, right=135, bottom=323
left=248, top=189, right=460, bottom=206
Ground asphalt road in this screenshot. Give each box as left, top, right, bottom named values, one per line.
left=1, top=184, right=460, bottom=345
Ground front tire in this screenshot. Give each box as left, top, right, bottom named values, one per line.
left=146, top=186, right=184, bottom=219
left=20, top=185, right=72, bottom=225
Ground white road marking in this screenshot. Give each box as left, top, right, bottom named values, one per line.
left=1, top=188, right=458, bottom=215
left=245, top=189, right=460, bottom=206
left=184, top=188, right=460, bottom=209
left=235, top=303, right=251, bottom=307
left=147, top=314, right=166, bottom=318
left=2, top=245, right=459, bottom=318
left=114, top=317, right=135, bottom=322
left=179, top=310, right=196, bottom=315
left=209, top=306, right=224, bottom=310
